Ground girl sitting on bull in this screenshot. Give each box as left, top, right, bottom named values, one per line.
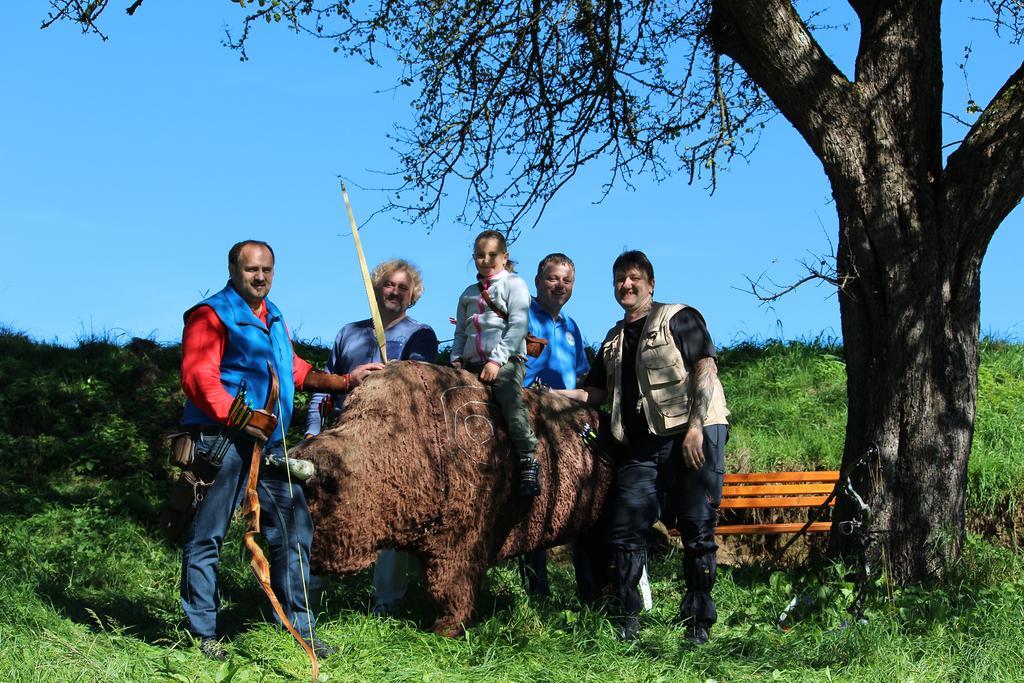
left=450, top=230, right=541, bottom=497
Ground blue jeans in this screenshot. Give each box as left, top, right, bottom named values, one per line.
left=180, top=431, right=316, bottom=640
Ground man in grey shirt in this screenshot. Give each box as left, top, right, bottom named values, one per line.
left=305, top=258, right=438, bottom=616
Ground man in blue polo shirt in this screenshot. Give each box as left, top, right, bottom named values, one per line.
left=519, top=253, right=590, bottom=596
left=524, top=253, right=591, bottom=393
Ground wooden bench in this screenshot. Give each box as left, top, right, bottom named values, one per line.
left=717, top=470, right=840, bottom=535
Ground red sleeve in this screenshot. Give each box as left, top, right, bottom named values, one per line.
left=181, top=306, right=234, bottom=423
left=279, top=320, right=313, bottom=387
left=293, top=353, right=313, bottom=387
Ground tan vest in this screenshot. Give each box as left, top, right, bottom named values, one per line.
left=601, top=303, right=729, bottom=444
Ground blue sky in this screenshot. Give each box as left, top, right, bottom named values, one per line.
left=2, top=2, right=1020, bottom=349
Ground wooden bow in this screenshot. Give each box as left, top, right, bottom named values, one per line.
left=242, top=361, right=319, bottom=681
left=341, top=181, right=388, bottom=362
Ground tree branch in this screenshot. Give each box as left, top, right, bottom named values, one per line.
left=851, top=2, right=943, bottom=181
left=708, top=0, right=861, bottom=175
left=977, top=1, right=1024, bottom=43
left=745, top=270, right=836, bottom=303
left=41, top=0, right=110, bottom=40
left=743, top=244, right=842, bottom=304
left=944, top=59, right=1024, bottom=247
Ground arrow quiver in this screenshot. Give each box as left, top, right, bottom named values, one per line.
left=161, top=382, right=256, bottom=541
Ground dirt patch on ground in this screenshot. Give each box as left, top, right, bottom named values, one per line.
left=968, top=502, right=1023, bottom=549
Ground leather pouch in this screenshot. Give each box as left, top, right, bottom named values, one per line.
left=167, top=431, right=196, bottom=469
left=246, top=410, right=279, bottom=442
left=525, top=333, right=548, bottom=358
left=159, top=469, right=212, bottom=542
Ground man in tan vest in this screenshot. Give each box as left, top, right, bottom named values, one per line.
left=559, top=250, right=729, bottom=644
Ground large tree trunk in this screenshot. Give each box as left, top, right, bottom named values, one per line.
left=830, top=186, right=980, bottom=581
left=710, top=0, right=1024, bottom=581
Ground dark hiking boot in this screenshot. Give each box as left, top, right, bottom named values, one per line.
left=684, top=620, right=711, bottom=645
left=518, top=457, right=541, bottom=497
left=199, top=636, right=227, bottom=661
left=371, top=601, right=403, bottom=618
left=309, top=636, right=337, bottom=659
left=518, top=551, right=551, bottom=597
left=614, top=615, right=642, bottom=641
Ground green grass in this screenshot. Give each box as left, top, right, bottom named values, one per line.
left=2, top=479, right=1022, bottom=681
left=2, top=330, right=1023, bottom=681
left=969, top=340, right=1024, bottom=518
left=716, top=338, right=1024, bottom=528
left=719, top=341, right=848, bottom=472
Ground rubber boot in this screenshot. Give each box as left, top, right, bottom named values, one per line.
left=611, top=549, right=646, bottom=640
left=680, top=550, right=717, bottom=644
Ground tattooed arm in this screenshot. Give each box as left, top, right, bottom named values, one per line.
left=682, top=357, right=718, bottom=469
left=669, top=307, right=719, bottom=470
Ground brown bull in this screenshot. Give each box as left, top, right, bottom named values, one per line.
left=293, top=361, right=612, bottom=636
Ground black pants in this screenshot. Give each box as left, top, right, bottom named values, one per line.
left=604, top=424, right=727, bottom=624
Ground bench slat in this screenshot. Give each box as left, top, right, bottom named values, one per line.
left=722, top=483, right=836, bottom=497
left=720, top=495, right=833, bottom=509
left=666, top=470, right=841, bottom=537
left=717, top=521, right=833, bottom=535
left=724, top=471, right=839, bottom=484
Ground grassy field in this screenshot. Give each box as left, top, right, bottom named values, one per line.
left=1, top=330, right=1022, bottom=681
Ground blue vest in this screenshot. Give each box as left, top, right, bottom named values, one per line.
left=181, top=282, right=295, bottom=444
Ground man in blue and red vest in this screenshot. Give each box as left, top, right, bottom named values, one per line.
left=178, top=239, right=382, bottom=660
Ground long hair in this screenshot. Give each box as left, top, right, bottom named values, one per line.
left=474, top=229, right=516, bottom=272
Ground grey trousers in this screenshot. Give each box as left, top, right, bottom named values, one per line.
left=372, top=549, right=411, bottom=614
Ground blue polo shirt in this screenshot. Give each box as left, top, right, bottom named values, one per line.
left=524, top=298, right=590, bottom=390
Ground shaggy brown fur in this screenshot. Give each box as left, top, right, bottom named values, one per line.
left=293, top=361, right=613, bottom=636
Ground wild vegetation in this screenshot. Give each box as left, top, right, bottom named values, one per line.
left=1, top=329, right=1022, bottom=681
